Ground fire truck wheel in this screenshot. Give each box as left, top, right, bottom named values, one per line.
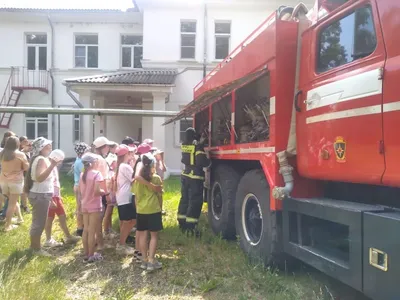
left=208, top=165, right=240, bottom=240
left=235, top=169, right=279, bottom=266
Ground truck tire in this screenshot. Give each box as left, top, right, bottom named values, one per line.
left=235, top=169, right=280, bottom=266
left=208, top=165, right=240, bottom=240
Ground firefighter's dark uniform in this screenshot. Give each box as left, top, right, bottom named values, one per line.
left=178, top=128, right=210, bottom=233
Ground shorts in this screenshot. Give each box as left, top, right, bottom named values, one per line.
left=117, top=202, right=136, bottom=221
left=48, top=197, right=66, bottom=218
left=136, top=212, right=163, bottom=232
left=0, top=181, right=23, bottom=195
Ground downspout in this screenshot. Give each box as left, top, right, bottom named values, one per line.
left=47, top=15, right=56, bottom=146
left=66, top=85, right=84, bottom=108
left=202, top=1, right=208, bottom=78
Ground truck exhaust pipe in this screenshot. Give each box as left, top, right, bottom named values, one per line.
left=272, top=151, right=294, bottom=200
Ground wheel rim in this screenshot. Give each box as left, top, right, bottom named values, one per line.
left=211, top=182, right=223, bottom=220
left=242, top=193, right=263, bottom=246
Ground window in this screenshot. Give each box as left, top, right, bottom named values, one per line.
left=179, top=119, right=193, bottom=143
left=26, top=34, right=47, bottom=70
left=121, top=35, right=143, bottom=68
left=74, top=114, right=80, bottom=142
left=74, top=34, right=99, bottom=68
left=215, top=21, right=231, bottom=60
left=317, top=6, right=376, bottom=73
left=180, top=21, right=196, bottom=59
left=25, top=113, right=48, bottom=139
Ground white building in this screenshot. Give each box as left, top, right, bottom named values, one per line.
left=0, top=0, right=313, bottom=174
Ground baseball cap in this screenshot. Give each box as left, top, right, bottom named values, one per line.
left=143, top=138, right=154, bottom=145
left=137, top=143, right=152, bottom=155
left=116, top=144, right=137, bottom=156
left=93, top=136, right=114, bottom=149
left=121, top=136, right=140, bottom=146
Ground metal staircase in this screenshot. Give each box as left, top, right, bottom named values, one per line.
left=0, top=67, right=49, bottom=129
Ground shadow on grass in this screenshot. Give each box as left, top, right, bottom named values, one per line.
left=0, top=249, right=35, bottom=281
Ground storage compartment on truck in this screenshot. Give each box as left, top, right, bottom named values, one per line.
left=235, top=73, right=270, bottom=144
left=195, top=108, right=210, bottom=147
left=283, top=197, right=384, bottom=291
left=211, top=94, right=231, bottom=146
left=363, top=211, right=400, bottom=300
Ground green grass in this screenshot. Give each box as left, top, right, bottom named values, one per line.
left=0, top=174, right=362, bottom=300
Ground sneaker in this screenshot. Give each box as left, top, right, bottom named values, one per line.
left=87, top=252, right=103, bottom=263
left=140, top=261, right=148, bottom=270
left=33, top=249, right=52, bottom=257
left=4, top=224, right=18, bottom=232
left=64, top=235, right=80, bottom=244
left=43, top=238, right=63, bottom=248
left=147, top=260, right=162, bottom=271
left=104, top=231, right=117, bottom=240
left=76, top=229, right=83, bottom=237
left=116, top=243, right=136, bottom=255
left=134, top=251, right=143, bottom=263
left=126, top=235, right=135, bottom=245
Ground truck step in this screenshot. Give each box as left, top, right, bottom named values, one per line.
left=282, top=197, right=384, bottom=292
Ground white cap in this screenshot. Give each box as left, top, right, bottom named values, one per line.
left=49, top=149, right=65, bottom=161
left=93, top=136, right=114, bottom=149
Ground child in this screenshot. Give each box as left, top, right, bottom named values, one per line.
left=133, top=153, right=163, bottom=271
left=115, top=144, right=137, bottom=255
left=73, top=142, right=91, bottom=236
left=44, top=150, right=80, bottom=247
left=79, top=153, right=105, bottom=262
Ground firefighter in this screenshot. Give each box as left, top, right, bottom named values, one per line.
left=178, top=127, right=210, bottom=236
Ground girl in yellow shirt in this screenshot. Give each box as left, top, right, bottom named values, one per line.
left=132, top=153, right=163, bottom=271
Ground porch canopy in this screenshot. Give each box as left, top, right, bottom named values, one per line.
left=163, top=66, right=268, bottom=125
left=63, top=69, right=178, bottom=150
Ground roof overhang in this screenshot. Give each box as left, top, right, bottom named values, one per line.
left=163, top=66, right=268, bottom=125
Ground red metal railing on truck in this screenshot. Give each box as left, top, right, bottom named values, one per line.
left=193, top=12, right=277, bottom=98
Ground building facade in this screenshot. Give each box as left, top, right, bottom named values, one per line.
left=0, top=0, right=313, bottom=174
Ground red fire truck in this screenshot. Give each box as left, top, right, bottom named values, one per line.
left=164, top=0, right=400, bottom=299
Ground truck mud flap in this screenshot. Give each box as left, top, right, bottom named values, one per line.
left=282, top=197, right=383, bottom=292
left=363, top=211, right=400, bottom=300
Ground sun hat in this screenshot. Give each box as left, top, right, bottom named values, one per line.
left=137, top=143, right=152, bottom=155
left=81, top=152, right=98, bottom=164
left=143, top=138, right=154, bottom=146
left=31, top=137, right=52, bottom=156
left=49, top=149, right=65, bottom=161
left=92, top=136, right=114, bottom=149
left=116, top=144, right=136, bottom=157
left=74, top=142, right=91, bottom=157
left=121, top=136, right=140, bottom=146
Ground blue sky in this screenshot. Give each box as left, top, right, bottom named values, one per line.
left=0, top=0, right=135, bottom=10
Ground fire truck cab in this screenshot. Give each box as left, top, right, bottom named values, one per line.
left=164, top=0, right=400, bottom=299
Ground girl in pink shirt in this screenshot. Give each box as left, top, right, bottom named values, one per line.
left=79, top=153, right=105, bottom=262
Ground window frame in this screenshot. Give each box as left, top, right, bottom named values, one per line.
left=73, top=114, right=81, bottom=142
left=180, top=20, right=197, bottom=60
left=25, top=113, right=49, bottom=140
left=316, top=4, right=377, bottom=74
left=214, top=20, right=232, bottom=61
left=120, top=34, right=143, bottom=69
left=74, top=33, right=99, bottom=69
left=25, top=33, right=48, bottom=71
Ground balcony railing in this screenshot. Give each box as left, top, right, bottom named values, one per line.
left=11, top=66, right=49, bottom=93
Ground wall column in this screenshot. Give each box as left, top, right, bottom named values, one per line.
left=79, top=91, right=94, bottom=145
left=152, top=92, right=166, bottom=151
left=141, top=98, right=153, bottom=143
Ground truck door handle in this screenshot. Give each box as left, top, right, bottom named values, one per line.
left=294, top=90, right=303, bottom=112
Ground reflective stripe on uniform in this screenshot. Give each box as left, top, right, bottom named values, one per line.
left=195, top=151, right=206, bottom=156
left=186, top=217, right=198, bottom=223
left=181, top=145, right=195, bottom=165
left=177, top=214, right=186, bottom=220
left=181, top=171, right=205, bottom=180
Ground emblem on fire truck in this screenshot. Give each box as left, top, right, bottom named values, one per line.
left=334, top=136, right=346, bottom=163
